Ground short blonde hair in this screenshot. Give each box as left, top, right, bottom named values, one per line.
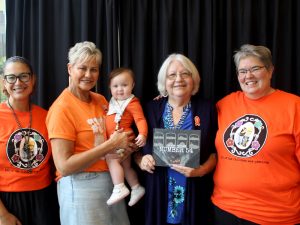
left=157, top=53, right=201, bottom=96
left=68, top=41, right=102, bottom=66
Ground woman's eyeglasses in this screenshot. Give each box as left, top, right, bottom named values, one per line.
left=3, top=72, right=32, bottom=84
left=237, top=66, right=265, bottom=77
left=166, top=71, right=192, bottom=80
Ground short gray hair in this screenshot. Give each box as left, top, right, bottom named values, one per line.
left=157, top=53, right=201, bottom=96
left=68, top=41, right=102, bottom=66
left=233, top=44, right=273, bottom=69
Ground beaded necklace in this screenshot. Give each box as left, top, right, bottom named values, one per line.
left=7, top=99, right=32, bottom=171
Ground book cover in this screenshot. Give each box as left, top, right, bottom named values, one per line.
left=152, top=128, right=201, bottom=168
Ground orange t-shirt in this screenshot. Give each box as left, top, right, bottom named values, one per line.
left=212, top=90, right=300, bottom=224
left=46, top=89, right=109, bottom=179
left=106, top=96, right=148, bottom=137
left=0, top=103, right=53, bottom=191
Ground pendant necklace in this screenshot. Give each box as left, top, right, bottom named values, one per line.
left=7, top=99, right=33, bottom=172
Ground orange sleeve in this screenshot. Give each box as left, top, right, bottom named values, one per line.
left=294, top=97, right=300, bottom=164
left=126, top=97, right=148, bottom=137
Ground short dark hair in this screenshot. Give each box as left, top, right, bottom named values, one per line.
left=3, top=56, right=34, bottom=74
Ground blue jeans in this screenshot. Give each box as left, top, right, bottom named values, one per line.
left=57, top=172, right=130, bottom=225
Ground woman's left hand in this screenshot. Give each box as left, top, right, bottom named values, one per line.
left=171, top=153, right=217, bottom=177
left=171, top=164, right=195, bottom=177
left=171, top=164, right=208, bottom=177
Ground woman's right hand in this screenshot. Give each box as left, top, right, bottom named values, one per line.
left=140, top=154, right=156, bottom=173
left=0, top=212, right=22, bottom=225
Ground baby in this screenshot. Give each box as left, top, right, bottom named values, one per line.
left=105, top=67, right=147, bottom=206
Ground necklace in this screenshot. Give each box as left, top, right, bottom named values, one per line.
left=7, top=99, right=33, bottom=171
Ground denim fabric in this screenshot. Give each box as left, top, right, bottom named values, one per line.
left=57, top=172, right=130, bottom=225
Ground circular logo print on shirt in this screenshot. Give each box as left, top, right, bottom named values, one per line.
left=223, top=114, right=267, bottom=158
left=6, top=128, right=48, bottom=170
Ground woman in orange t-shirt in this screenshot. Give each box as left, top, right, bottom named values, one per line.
left=0, top=56, right=60, bottom=225
left=46, top=41, right=134, bottom=225
left=212, top=44, right=300, bottom=225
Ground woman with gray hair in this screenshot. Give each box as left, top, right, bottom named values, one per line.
left=46, top=41, right=133, bottom=225
left=212, top=44, right=300, bottom=224
left=135, top=53, right=217, bottom=225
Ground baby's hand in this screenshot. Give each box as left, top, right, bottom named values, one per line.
left=135, top=134, right=146, bottom=147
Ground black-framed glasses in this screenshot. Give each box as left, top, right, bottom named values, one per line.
left=3, top=72, right=32, bottom=84
left=237, top=66, right=265, bottom=77
left=166, top=71, right=192, bottom=80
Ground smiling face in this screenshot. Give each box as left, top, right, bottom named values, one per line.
left=110, top=71, right=134, bottom=101
left=68, top=57, right=99, bottom=97
left=165, top=60, right=194, bottom=102
left=237, top=56, right=274, bottom=99
left=3, top=62, right=35, bottom=102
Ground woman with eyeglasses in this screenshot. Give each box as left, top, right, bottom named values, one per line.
left=0, top=56, right=60, bottom=225
left=212, top=44, right=300, bottom=224
left=134, top=53, right=217, bottom=225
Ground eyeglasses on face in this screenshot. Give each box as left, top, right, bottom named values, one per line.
left=166, top=71, right=192, bottom=80
left=237, top=66, right=265, bottom=77
left=3, top=72, right=32, bottom=84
